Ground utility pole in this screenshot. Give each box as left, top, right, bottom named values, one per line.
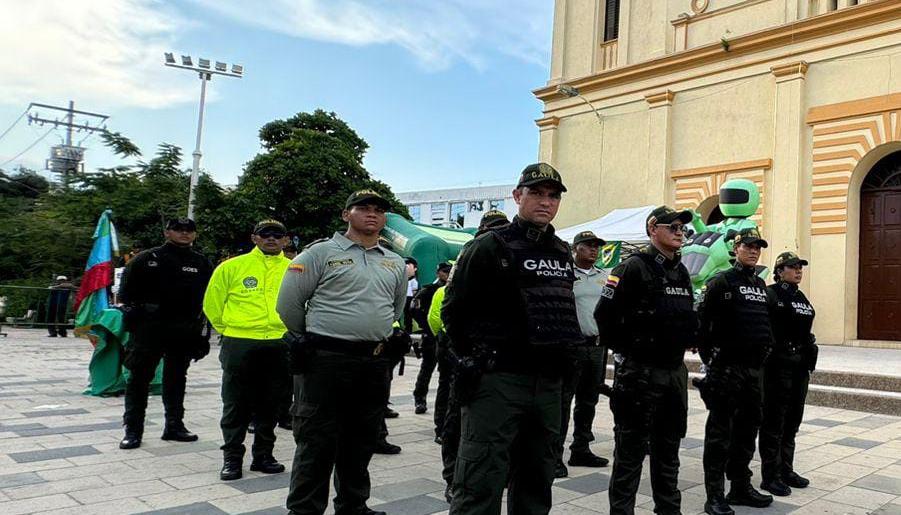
left=164, top=53, right=243, bottom=219
left=27, top=101, right=109, bottom=188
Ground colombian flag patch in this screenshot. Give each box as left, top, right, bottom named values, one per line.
left=606, top=275, right=620, bottom=287
left=288, top=264, right=305, bottom=274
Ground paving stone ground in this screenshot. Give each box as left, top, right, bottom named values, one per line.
left=0, top=328, right=898, bottom=515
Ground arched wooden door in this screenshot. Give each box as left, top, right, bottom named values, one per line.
left=859, top=151, right=901, bottom=341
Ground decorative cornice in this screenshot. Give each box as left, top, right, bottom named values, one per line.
left=535, top=116, right=561, bottom=129
left=535, top=0, right=901, bottom=103
left=671, top=158, right=773, bottom=179
left=807, top=93, right=901, bottom=125
left=770, top=60, right=809, bottom=78
left=644, top=90, right=676, bottom=107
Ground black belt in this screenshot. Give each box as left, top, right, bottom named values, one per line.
left=307, top=333, right=384, bottom=357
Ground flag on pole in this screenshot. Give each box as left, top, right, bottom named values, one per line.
left=74, top=210, right=119, bottom=337
left=599, top=241, right=622, bottom=268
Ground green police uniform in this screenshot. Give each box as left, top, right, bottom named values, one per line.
left=443, top=170, right=583, bottom=515
left=277, top=222, right=406, bottom=514
left=594, top=209, right=697, bottom=515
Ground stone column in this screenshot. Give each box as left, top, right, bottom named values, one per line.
left=549, top=0, right=567, bottom=85
left=769, top=61, right=810, bottom=257
left=536, top=116, right=561, bottom=165
left=616, top=0, right=631, bottom=67
left=644, top=90, right=675, bottom=205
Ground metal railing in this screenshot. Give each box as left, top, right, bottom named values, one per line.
left=0, top=284, right=76, bottom=331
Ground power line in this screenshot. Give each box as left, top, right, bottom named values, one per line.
left=0, top=127, right=54, bottom=169
left=0, top=107, right=28, bottom=143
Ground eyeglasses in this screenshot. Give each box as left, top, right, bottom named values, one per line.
left=655, top=223, right=685, bottom=234
left=257, top=231, right=286, bottom=239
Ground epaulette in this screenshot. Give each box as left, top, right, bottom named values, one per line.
left=302, top=237, right=330, bottom=251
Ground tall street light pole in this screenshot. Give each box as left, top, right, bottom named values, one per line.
left=558, top=84, right=606, bottom=209
left=164, top=53, right=244, bottom=219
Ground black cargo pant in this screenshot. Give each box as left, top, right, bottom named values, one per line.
left=450, top=372, right=561, bottom=515
left=703, top=365, right=763, bottom=499
left=123, top=329, right=193, bottom=432
left=287, top=350, right=389, bottom=515
left=440, top=353, right=461, bottom=486
left=219, top=337, right=287, bottom=461
left=759, top=356, right=809, bottom=482
left=413, top=335, right=437, bottom=405
left=608, top=359, right=688, bottom=515
left=432, top=347, right=453, bottom=438
left=557, top=342, right=607, bottom=461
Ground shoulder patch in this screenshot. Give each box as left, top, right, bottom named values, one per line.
left=601, top=286, right=615, bottom=299
left=288, top=263, right=305, bottom=274
left=606, top=275, right=620, bottom=288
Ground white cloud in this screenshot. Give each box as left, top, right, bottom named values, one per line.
left=191, top=0, right=553, bottom=71
left=0, top=0, right=196, bottom=109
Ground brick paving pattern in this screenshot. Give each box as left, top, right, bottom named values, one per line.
left=0, top=328, right=898, bottom=514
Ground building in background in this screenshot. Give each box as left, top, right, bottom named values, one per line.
left=396, top=184, right=516, bottom=228
left=535, top=0, right=901, bottom=347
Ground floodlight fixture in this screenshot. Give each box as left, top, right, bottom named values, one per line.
left=215, top=61, right=227, bottom=72
left=181, top=55, right=192, bottom=66
left=231, top=64, right=243, bottom=75
left=198, top=58, right=210, bottom=69
left=557, top=84, right=580, bottom=98
left=165, top=52, right=176, bottom=64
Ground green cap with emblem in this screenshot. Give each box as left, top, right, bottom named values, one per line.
left=517, top=162, right=567, bottom=192
left=646, top=205, right=692, bottom=226
left=479, top=209, right=509, bottom=230
left=572, top=230, right=606, bottom=247
left=345, top=189, right=391, bottom=210
left=775, top=251, right=808, bottom=268
left=253, top=219, right=286, bottom=234
left=733, top=227, right=768, bottom=248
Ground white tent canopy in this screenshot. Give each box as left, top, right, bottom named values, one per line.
left=557, top=205, right=655, bottom=243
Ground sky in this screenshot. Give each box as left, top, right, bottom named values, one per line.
left=0, top=0, right=554, bottom=193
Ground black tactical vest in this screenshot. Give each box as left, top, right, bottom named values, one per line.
left=624, top=252, right=698, bottom=368
left=716, top=267, right=773, bottom=366
left=492, top=224, right=583, bottom=348
left=769, top=282, right=815, bottom=359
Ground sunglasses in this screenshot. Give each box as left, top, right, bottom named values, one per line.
left=655, top=223, right=685, bottom=234
left=257, top=231, right=286, bottom=239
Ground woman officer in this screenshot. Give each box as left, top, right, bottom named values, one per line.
left=758, top=252, right=818, bottom=497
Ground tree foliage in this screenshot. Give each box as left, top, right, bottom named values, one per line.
left=0, top=109, right=406, bottom=292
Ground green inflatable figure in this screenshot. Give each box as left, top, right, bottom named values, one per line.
left=681, top=178, right=769, bottom=296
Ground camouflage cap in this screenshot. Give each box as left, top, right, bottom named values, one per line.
left=775, top=251, right=808, bottom=268
left=345, top=189, right=391, bottom=210
left=516, top=162, right=567, bottom=192
left=733, top=227, right=768, bottom=248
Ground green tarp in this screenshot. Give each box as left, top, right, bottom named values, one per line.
left=84, top=308, right=162, bottom=397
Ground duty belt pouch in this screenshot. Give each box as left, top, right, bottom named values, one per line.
left=804, top=343, right=819, bottom=372
left=610, top=361, right=650, bottom=423
left=284, top=331, right=314, bottom=374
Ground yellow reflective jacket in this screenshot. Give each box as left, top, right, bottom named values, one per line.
left=203, top=246, right=290, bottom=339
left=428, top=285, right=446, bottom=336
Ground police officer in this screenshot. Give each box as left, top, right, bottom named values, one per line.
left=555, top=230, right=610, bottom=479
left=411, top=262, right=451, bottom=417
left=759, top=252, right=817, bottom=496
left=595, top=206, right=698, bottom=515
left=118, top=217, right=213, bottom=449
left=443, top=163, right=582, bottom=514
left=433, top=210, right=509, bottom=505
left=699, top=228, right=776, bottom=515
left=203, top=220, right=291, bottom=481
left=277, top=190, right=407, bottom=515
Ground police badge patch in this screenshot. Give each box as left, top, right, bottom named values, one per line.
left=243, top=277, right=259, bottom=289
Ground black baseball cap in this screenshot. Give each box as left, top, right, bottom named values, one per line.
left=437, top=262, right=452, bottom=273
left=775, top=251, right=808, bottom=268
left=479, top=210, right=509, bottom=230
left=573, top=230, right=606, bottom=247
left=166, top=217, right=196, bottom=231
left=516, top=162, right=567, bottom=192
left=345, top=189, right=391, bottom=210
left=733, top=228, right=769, bottom=248
left=404, top=256, right=418, bottom=266
left=646, top=206, right=692, bottom=226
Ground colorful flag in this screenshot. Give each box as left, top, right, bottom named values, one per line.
left=74, top=210, right=119, bottom=337
left=598, top=241, right=622, bottom=268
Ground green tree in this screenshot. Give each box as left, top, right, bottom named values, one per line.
left=239, top=109, right=407, bottom=244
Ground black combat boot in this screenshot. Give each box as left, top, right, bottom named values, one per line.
left=760, top=478, right=791, bottom=496
left=161, top=420, right=199, bottom=442
left=372, top=439, right=401, bottom=455
left=119, top=426, right=143, bottom=450
left=554, top=460, right=568, bottom=478
left=568, top=450, right=609, bottom=467
left=220, top=457, right=242, bottom=481
left=250, top=455, right=286, bottom=474
left=704, top=495, right=735, bottom=515
left=726, top=482, right=773, bottom=507
left=783, top=471, right=809, bottom=488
